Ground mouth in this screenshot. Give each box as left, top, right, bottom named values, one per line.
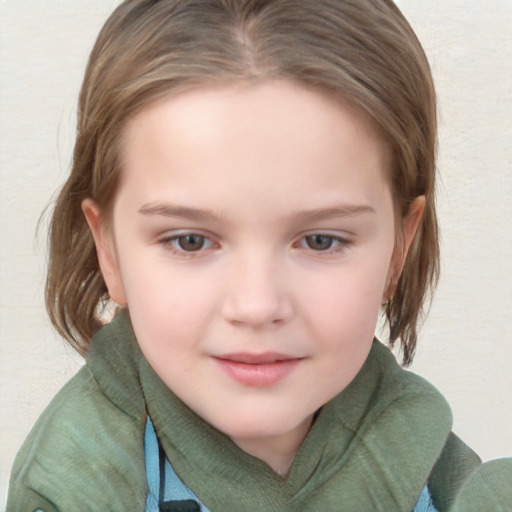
left=212, top=352, right=303, bottom=387
left=216, top=352, right=299, bottom=364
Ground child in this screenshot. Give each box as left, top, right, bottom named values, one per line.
left=6, top=0, right=511, bottom=510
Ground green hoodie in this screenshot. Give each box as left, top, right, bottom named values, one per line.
left=7, top=312, right=511, bottom=511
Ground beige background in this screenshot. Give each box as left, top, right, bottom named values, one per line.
left=1, top=0, right=511, bottom=505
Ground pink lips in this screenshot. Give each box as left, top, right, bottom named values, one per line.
left=213, top=352, right=302, bottom=387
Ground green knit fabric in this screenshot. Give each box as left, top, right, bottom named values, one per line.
left=140, top=331, right=453, bottom=511
left=7, top=311, right=511, bottom=511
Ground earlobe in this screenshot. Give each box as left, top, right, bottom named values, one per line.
left=81, top=199, right=127, bottom=305
left=384, top=196, right=426, bottom=300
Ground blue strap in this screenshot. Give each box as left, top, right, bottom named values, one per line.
left=413, top=486, right=439, bottom=512
left=144, top=417, right=211, bottom=512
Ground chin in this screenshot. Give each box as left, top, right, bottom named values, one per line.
left=211, top=409, right=311, bottom=441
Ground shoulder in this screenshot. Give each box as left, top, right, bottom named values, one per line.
left=319, top=341, right=454, bottom=510
left=429, top=433, right=512, bottom=511
left=372, top=344, right=512, bottom=511
left=7, top=365, right=147, bottom=512
left=451, top=457, right=512, bottom=511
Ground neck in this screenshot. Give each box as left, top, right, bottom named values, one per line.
left=229, top=414, right=314, bottom=476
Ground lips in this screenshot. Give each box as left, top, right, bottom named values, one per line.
left=218, top=352, right=297, bottom=364
left=213, top=352, right=302, bottom=387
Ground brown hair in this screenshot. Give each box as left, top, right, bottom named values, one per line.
left=46, top=0, right=439, bottom=365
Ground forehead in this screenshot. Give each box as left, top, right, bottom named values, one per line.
left=118, top=80, right=392, bottom=219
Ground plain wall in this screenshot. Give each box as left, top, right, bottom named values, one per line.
left=1, top=0, right=511, bottom=505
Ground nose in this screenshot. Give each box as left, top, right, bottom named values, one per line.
left=220, top=252, right=294, bottom=329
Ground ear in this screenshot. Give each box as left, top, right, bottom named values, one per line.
left=82, top=199, right=127, bottom=305
left=384, top=196, right=425, bottom=300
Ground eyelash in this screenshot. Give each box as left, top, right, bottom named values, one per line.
left=158, top=232, right=351, bottom=257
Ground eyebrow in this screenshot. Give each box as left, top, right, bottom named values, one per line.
left=294, top=205, right=376, bottom=223
left=139, top=202, right=375, bottom=222
left=139, top=203, right=219, bottom=221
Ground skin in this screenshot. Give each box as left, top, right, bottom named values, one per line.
left=83, top=80, right=424, bottom=475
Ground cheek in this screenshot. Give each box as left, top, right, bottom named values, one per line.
left=302, top=258, right=391, bottom=345
left=118, top=258, right=220, bottom=351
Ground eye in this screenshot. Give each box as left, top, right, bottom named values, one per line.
left=304, top=234, right=336, bottom=251
left=296, top=233, right=350, bottom=254
left=159, top=233, right=215, bottom=254
left=175, top=234, right=207, bottom=252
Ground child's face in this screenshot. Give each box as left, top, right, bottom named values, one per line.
left=85, top=80, right=420, bottom=467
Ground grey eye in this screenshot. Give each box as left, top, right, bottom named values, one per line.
left=304, top=235, right=335, bottom=251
